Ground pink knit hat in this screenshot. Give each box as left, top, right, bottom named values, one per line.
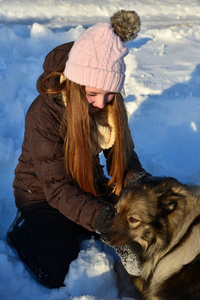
left=64, top=10, right=141, bottom=92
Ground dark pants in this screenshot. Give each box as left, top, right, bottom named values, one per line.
left=7, top=202, right=97, bottom=288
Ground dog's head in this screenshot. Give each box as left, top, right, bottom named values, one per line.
left=101, top=177, right=192, bottom=255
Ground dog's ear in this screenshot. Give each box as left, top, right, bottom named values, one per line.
left=151, top=177, right=186, bottom=215
left=158, top=190, right=186, bottom=215
left=159, top=196, right=178, bottom=215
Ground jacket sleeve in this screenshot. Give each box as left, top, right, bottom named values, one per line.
left=25, top=108, right=104, bottom=231
left=123, top=148, right=146, bottom=188
left=103, top=144, right=146, bottom=189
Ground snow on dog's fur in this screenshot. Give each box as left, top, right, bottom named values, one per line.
left=102, top=177, right=200, bottom=300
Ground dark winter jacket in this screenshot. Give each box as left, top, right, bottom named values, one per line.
left=13, top=42, right=144, bottom=231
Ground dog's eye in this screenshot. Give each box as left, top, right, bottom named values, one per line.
left=128, top=217, right=139, bottom=223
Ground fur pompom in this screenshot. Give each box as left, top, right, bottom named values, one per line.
left=110, top=10, right=141, bottom=43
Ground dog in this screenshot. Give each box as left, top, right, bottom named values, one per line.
left=101, top=177, right=200, bottom=300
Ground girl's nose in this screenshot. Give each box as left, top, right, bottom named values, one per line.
left=95, top=96, right=106, bottom=109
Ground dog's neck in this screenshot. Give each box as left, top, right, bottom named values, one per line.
left=149, top=221, right=200, bottom=298
left=141, top=207, right=200, bottom=294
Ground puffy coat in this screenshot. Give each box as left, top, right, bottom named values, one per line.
left=13, top=42, right=144, bottom=231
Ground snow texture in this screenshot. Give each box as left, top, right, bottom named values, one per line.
left=114, top=243, right=142, bottom=276
left=0, top=0, right=200, bottom=299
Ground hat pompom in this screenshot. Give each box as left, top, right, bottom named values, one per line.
left=110, top=10, right=141, bottom=43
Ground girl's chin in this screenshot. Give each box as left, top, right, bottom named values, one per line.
left=89, top=106, right=100, bottom=113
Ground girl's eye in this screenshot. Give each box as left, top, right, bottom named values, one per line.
left=128, top=217, right=139, bottom=223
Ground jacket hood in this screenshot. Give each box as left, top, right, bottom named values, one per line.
left=36, top=42, right=74, bottom=95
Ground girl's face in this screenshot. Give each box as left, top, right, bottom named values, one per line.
left=85, top=86, right=115, bottom=113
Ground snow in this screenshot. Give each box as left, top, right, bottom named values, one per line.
left=0, top=0, right=200, bottom=299
left=65, top=239, right=118, bottom=298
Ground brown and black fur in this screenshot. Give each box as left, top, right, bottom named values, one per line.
left=101, top=177, right=200, bottom=300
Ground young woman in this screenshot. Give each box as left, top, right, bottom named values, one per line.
left=7, top=10, right=147, bottom=288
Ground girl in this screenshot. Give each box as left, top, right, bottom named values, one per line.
left=7, top=10, right=147, bottom=288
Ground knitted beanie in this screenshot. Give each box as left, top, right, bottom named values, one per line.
left=64, top=10, right=141, bottom=92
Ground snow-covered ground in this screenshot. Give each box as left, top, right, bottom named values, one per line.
left=0, top=0, right=200, bottom=299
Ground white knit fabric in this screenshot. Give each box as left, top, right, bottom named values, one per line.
left=90, top=104, right=116, bottom=155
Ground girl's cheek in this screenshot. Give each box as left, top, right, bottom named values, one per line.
left=86, top=95, right=96, bottom=104
left=108, top=94, right=115, bottom=102
left=86, top=95, right=91, bottom=104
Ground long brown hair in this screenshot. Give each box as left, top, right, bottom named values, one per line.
left=41, top=71, right=133, bottom=196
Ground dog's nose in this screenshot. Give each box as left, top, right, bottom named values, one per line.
left=101, top=232, right=111, bottom=244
